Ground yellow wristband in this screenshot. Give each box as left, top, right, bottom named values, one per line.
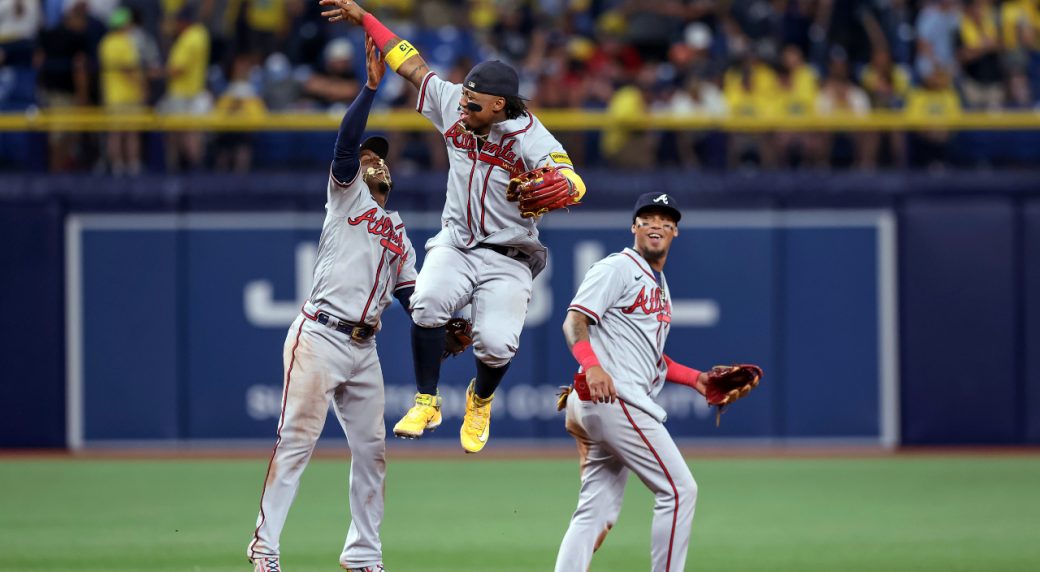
left=385, top=41, right=419, bottom=71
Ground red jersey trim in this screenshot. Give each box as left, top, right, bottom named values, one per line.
left=251, top=319, right=305, bottom=558
left=619, top=401, right=679, bottom=571
left=568, top=304, right=601, bottom=324
left=416, top=72, right=435, bottom=113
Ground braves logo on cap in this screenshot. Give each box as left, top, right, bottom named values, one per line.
left=653, top=194, right=669, bottom=204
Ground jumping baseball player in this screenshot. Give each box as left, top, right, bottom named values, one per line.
left=553, top=193, right=761, bottom=572
left=321, top=0, right=588, bottom=453
left=247, top=38, right=412, bottom=572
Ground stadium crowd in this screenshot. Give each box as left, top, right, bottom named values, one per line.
left=2, top=0, right=1040, bottom=173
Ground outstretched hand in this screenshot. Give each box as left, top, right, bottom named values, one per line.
left=365, top=36, right=384, bottom=89
left=319, top=0, right=366, bottom=24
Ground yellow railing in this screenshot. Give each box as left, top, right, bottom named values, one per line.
left=2, top=109, right=1040, bottom=132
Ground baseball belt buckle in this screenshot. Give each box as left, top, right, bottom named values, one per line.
left=349, top=325, right=370, bottom=342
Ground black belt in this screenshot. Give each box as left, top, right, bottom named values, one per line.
left=477, top=243, right=530, bottom=263
left=302, top=305, right=374, bottom=342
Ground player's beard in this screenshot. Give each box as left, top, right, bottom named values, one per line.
left=637, top=242, right=668, bottom=266
left=363, top=161, right=392, bottom=194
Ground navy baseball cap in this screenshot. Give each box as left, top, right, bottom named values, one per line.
left=360, top=136, right=389, bottom=160
left=463, top=60, right=526, bottom=99
left=633, top=192, right=681, bottom=222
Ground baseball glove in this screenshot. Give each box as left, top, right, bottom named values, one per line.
left=442, top=317, right=473, bottom=359
left=703, top=364, right=763, bottom=426
left=505, top=166, right=580, bottom=219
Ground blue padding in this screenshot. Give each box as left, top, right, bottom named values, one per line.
left=1024, top=200, right=1040, bottom=443
left=900, top=198, right=1019, bottom=444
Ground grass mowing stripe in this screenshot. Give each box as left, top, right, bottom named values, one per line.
left=0, top=457, right=1037, bottom=571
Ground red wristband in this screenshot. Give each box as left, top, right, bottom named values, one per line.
left=664, top=355, right=702, bottom=388
left=571, top=340, right=600, bottom=371
left=362, top=12, right=397, bottom=52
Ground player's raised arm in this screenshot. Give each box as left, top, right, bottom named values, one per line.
left=331, top=36, right=384, bottom=184
left=320, top=0, right=432, bottom=88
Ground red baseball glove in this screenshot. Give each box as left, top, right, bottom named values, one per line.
left=505, top=166, right=580, bottom=219
left=442, top=317, right=473, bottom=359
left=703, top=364, right=763, bottom=426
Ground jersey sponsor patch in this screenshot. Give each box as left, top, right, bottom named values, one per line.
left=550, top=151, right=573, bottom=166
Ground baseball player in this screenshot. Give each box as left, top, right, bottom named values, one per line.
left=247, top=38, right=413, bottom=572
left=553, top=193, right=704, bottom=572
left=321, top=0, right=587, bottom=453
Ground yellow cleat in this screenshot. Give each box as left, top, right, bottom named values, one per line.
left=393, top=393, right=442, bottom=439
left=460, top=379, right=494, bottom=454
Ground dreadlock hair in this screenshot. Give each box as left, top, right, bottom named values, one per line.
left=504, top=96, right=529, bottom=120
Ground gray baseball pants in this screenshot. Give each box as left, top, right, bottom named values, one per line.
left=555, top=394, right=697, bottom=572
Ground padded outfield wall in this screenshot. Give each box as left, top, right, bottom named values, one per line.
left=1, top=171, right=1038, bottom=448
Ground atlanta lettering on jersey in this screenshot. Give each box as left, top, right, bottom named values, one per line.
left=348, top=208, right=405, bottom=256
left=444, top=122, right=521, bottom=174
left=622, top=285, right=672, bottom=323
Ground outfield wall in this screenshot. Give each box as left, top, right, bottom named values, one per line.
left=1, top=171, right=1038, bottom=447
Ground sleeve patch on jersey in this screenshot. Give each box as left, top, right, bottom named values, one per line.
left=550, top=152, right=573, bottom=166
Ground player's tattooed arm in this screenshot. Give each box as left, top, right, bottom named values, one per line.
left=564, top=311, right=618, bottom=404
left=319, top=0, right=432, bottom=89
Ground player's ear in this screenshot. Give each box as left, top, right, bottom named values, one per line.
left=493, top=97, right=505, bottom=112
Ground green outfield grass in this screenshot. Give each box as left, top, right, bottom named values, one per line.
left=1, top=454, right=1038, bottom=571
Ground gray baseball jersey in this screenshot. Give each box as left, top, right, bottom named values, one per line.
left=309, top=170, right=418, bottom=326
left=556, top=247, right=696, bottom=572
left=567, top=247, right=672, bottom=422
left=415, top=71, right=574, bottom=277
left=248, top=170, right=415, bottom=569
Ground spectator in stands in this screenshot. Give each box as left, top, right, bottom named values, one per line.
left=227, top=0, right=290, bottom=58
left=213, top=52, right=265, bottom=173
left=776, top=0, right=815, bottom=57
left=161, top=6, right=211, bottom=172
left=622, top=0, right=686, bottom=61
left=492, top=4, right=536, bottom=65
left=35, top=1, right=92, bottom=171
left=0, top=0, right=42, bottom=112
left=868, top=0, right=915, bottom=66
left=98, top=7, right=146, bottom=175
left=665, top=73, right=726, bottom=167
left=772, top=43, right=823, bottom=168
left=859, top=48, right=911, bottom=167
left=128, top=6, right=162, bottom=94
left=905, top=68, right=962, bottom=168
left=1001, top=0, right=1040, bottom=74
left=957, top=0, right=1005, bottom=110
left=671, top=22, right=721, bottom=88
left=816, top=49, right=871, bottom=169
left=915, top=0, right=962, bottom=81
left=724, top=46, right=778, bottom=168
left=0, top=0, right=41, bottom=70
left=282, top=0, right=328, bottom=68
left=603, top=65, right=658, bottom=169
left=299, top=37, right=360, bottom=109
left=586, top=10, right=644, bottom=79
left=259, top=51, right=299, bottom=110
left=1006, top=67, right=1038, bottom=109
